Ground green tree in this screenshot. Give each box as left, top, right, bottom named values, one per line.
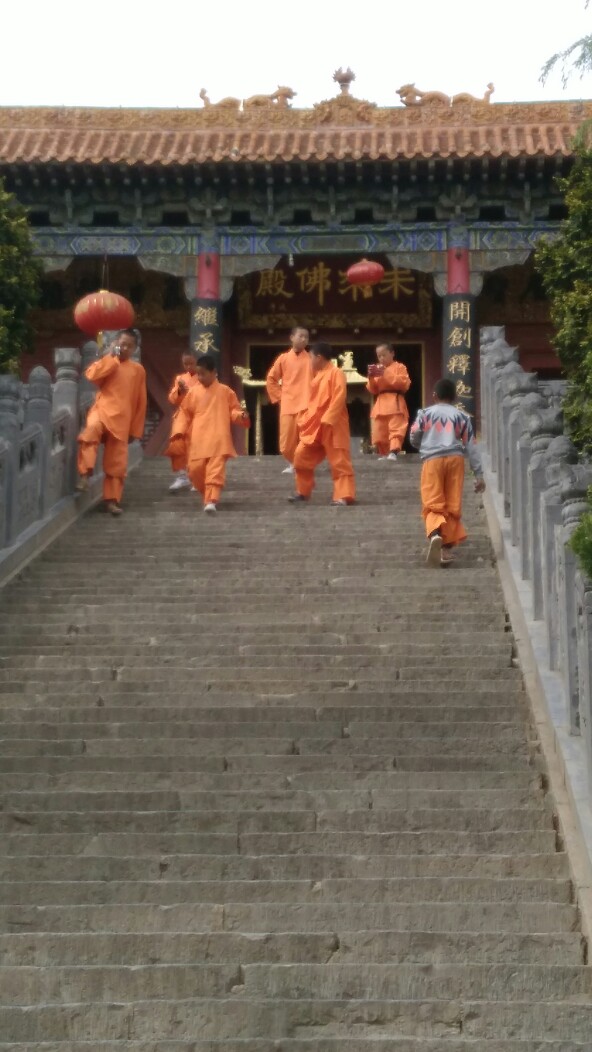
left=536, top=151, right=592, bottom=451
left=541, top=1, right=592, bottom=85
left=536, top=150, right=592, bottom=577
left=0, top=178, right=41, bottom=374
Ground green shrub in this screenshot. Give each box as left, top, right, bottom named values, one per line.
left=0, top=178, right=41, bottom=374
left=571, top=502, right=592, bottom=580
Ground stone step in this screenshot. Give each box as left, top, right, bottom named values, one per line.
left=1, top=1040, right=590, bottom=1052
left=0, top=853, right=569, bottom=886
left=2, top=995, right=592, bottom=1043
left=0, top=689, right=526, bottom=707
left=0, top=829, right=559, bottom=857
left=0, top=806, right=553, bottom=834
left=0, top=769, right=543, bottom=791
left=0, top=734, right=534, bottom=759
left=0, top=651, right=514, bottom=670
left=0, top=962, right=590, bottom=1007
left=0, top=786, right=547, bottom=811
left=0, top=900, right=576, bottom=935
left=1, top=929, right=584, bottom=966
left=0, top=705, right=528, bottom=725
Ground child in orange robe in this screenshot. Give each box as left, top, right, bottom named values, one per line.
left=165, top=352, right=200, bottom=492
left=289, top=341, right=356, bottom=507
left=171, top=355, right=250, bottom=514
left=77, top=329, right=147, bottom=516
left=366, top=342, right=411, bottom=460
left=266, top=326, right=311, bottom=473
left=410, top=377, right=485, bottom=567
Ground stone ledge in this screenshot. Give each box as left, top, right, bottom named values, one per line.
left=483, top=457, right=592, bottom=942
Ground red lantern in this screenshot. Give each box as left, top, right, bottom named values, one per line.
left=346, top=258, right=385, bottom=287
left=73, top=289, right=135, bottom=338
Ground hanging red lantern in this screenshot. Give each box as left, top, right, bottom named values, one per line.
left=346, top=259, right=385, bottom=287
left=73, top=289, right=135, bottom=338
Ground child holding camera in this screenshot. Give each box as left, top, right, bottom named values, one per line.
left=366, top=342, right=411, bottom=460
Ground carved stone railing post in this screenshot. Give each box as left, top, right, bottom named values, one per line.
left=0, top=375, right=21, bottom=546
left=541, top=437, right=579, bottom=668
left=480, top=327, right=518, bottom=480
left=53, top=348, right=81, bottom=494
left=501, top=368, right=539, bottom=522
left=576, top=570, right=592, bottom=793
left=512, top=393, right=546, bottom=554
left=527, top=407, right=563, bottom=608
left=557, top=467, right=592, bottom=734
left=24, top=366, right=52, bottom=518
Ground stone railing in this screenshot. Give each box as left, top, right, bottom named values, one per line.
left=0, top=342, right=141, bottom=582
left=480, top=325, right=592, bottom=798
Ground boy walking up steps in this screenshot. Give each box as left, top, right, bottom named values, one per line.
left=410, top=377, right=485, bottom=567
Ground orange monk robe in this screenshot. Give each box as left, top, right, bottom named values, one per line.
left=266, top=349, right=311, bottom=463
left=366, top=361, right=411, bottom=455
left=164, top=371, right=201, bottom=472
left=294, top=362, right=355, bottom=503
left=77, top=355, right=147, bottom=503
left=172, top=379, right=250, bottom=506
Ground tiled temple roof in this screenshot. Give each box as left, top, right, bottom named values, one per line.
left=0, top=93, right=590, bottom=166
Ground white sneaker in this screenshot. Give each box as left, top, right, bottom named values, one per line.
left=282, top=464, right=295, bottom=475
left=169, top=473, right=191, bottom=492
left=426, top=534, right=442, bottom=567
left=204, top=503, right=217, bottom=514
left=387, top=452, right=398, bottom=461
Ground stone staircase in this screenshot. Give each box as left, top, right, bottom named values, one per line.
left=0, top=454, right=590, bottom=1050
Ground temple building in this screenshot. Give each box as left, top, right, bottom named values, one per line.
left=0, top=69, right=586, bottom=454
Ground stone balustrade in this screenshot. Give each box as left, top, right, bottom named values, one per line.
left=0, top=343, right=142, bottom=581
left=480, top=325, right=592, bottom=798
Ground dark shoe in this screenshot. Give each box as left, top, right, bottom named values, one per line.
left=75, top=476, right=90, bottom=492
left=106, top=501, right=123, bottom=517
left=288, top=494, right=308, bottom=503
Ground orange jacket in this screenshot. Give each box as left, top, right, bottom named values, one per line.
left=173, top=379, right=249, bottom=460
left=298, top=362, right=350, bottom=450
left=367, top=361, right=411, bottom=420
left=266, top=349, right=311, bottom=416
left=85, top=355, right=147, bottom=441
left=168, top=371, right=200, bottom=407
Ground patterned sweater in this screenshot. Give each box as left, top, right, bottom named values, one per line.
left=409, top=402, right=483, bottom=476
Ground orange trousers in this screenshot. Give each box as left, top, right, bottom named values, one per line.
left=77, top=412, right=128, bottom=503
left=420, top=454, right=467, bottom=546
left=294, top=427, right=356, bottom=503
left=188, top=456, right=227, bottom=506
left=279, top=413, right=300, bottom=464
left=372, top=413, right=408, bottom=455
left=165, top=434, right=188, bottom=472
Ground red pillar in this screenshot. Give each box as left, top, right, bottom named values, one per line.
left=190, top=249, right=222, bottom=369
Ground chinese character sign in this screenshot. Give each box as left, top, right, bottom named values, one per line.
left=442, top=295, right=476, bottom=418
left=191, top=297, right=222, bottom=366
left=237, top=256, right=432, bottom=329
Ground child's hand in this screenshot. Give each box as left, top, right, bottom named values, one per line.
left=474, top=478, right=486, bottom=494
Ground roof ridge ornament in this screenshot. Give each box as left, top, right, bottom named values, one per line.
left=397, top=82, right=495, bottom=107
left=333, top=68, right=356, bottom=96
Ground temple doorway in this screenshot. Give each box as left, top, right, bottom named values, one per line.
left=241, top=341, right=424, bottom=455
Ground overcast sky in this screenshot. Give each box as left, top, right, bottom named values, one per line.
left=2, top=0, right=592, bottom=110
